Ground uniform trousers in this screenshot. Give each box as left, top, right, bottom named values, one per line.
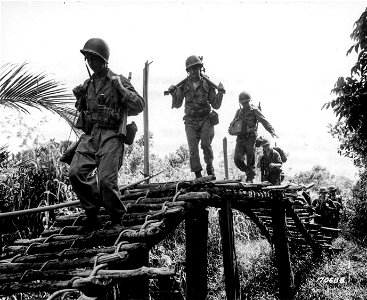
left=185, top=118, right=214, bottom=173
left=234, top=135, right=257, bottom=181
left=68, top=126, right=126, bottom=223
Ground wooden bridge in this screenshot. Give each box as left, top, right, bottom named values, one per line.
left=0, top=178, right=340, bottom=300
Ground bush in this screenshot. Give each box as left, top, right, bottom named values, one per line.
left=344, top=169, right=367, bottom=243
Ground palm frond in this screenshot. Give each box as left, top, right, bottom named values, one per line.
left=0, top=62, right=78, bottom=129
left=0, top=145, right=9, bottom=165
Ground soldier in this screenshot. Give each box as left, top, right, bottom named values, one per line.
left=229, top=92, right=278, bottom=182
left=312, top=187, right=336, bottom=227
left=68, top=38, right=145, bottom=233
left=258, top=138, right=282, bottom=185
left=328, top=185, right=343, bottom=228
left=168, top=55, right=225, bottom=179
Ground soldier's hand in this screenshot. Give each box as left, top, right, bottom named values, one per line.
left=111, top=76, right=126, bottom=94
left=72, top=85, right=84, bottom=98
left=217, top=82, right=225, bottom=94
left=168, top=85, right=176, bottom=94
left=272, top=132, right=279, bottom=139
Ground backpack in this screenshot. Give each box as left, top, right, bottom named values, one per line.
left=273, top=146, right=287, bottom=163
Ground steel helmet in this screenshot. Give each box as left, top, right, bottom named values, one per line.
left=239, top=92, right=251, bottom=103
left=260, top=138, right=270, bottom=147
left=328, top=186, right=337, bottom=192
left=80, top=38, right=110, bottom=63
left=185, top=55, right=203, bottom=71
left=319, top=187, right=327, bottom=194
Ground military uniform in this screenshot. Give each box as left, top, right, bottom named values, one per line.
left=312, top=188, right=336, bottom=227
left=328, top=186, right=343, bottom=228
left=170, top=56, right=224, bottom=178
left=231, top=95, right=277, bottom=182
left=69, top=38, right=144, bottom=227
left=259, top=148, right=282, bottom=185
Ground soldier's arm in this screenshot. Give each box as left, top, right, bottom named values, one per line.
left=73, top=79, right=89, bottom=111
left=113, top=75, right=145, bottom=116
left=254, top=109, right=278, bottom=138
left=208, top=82, right=224, bottom=109
left=269, top=151, right=282, bottom=169
left=170, top=86, right=184, bottom=109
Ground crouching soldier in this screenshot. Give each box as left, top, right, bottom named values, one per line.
left=69, top=38, right=145, bottom=233
left=167, top=55, right=225, bottom=179
left=258, top=138, right=282, bottom=185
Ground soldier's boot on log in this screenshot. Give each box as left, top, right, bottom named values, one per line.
left=206, top=164, right=216, bottom=180
left=195, top=171, right=202, bottom=179
left=75, top=214, right=103, bottom=234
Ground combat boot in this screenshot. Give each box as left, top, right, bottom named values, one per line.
left=195, top=171, right=202, bottom=179
left=206, top=165, right=216, bottom=180
left=75, top=214, right=103, bottom=234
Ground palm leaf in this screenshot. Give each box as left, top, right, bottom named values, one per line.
left=0, top=62, right=78, bottom=130
left=0, top=145, right=9, bottom=165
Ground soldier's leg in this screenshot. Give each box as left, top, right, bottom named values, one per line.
left=95, top=129, right=126, bottom=224
left=200, top=119, right=215, bottom=176
left=234, top=139, right=248, bottom=172
left=244, top=136, right=257, bottom=181
left=185, top=123, right=202, bottom=174
left=68, top=134, right=101, bottom=218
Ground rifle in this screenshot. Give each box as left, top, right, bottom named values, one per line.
left=163, top=77, right=187, bottom=96
left=120, top=169, right=166, bottom=191
left=164, top=72, right=225, bottom=96
left=119, top=72, right=132, bottom=137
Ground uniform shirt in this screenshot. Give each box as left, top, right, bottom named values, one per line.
left=171, top=76, right=222, bottom=120
left=233, top=105, right=276, bottom=138
left=261, top=148, right=282, bottom=173
left=76, top=68, right=144, bottom=117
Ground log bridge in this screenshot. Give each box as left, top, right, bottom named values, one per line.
left=0, top=178, right=340, bottom=300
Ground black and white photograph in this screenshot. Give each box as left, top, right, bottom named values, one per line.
left=1, top=1, right=366, bottom=299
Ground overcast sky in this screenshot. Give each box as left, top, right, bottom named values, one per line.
left=1, top=0, right=365, bottom=180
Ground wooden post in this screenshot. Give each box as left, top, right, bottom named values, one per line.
left=185, top=204, right=208, bottom=300
left=271, top=192, right=295, bottom=300
left=111, top=250, right=150, bottom=300
left=143, top=61, right=151, bottom=183
left=219, top=199, right=240, bottom=300
left=223, top=137, right=229, bottom=180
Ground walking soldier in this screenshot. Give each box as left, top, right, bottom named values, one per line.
left=68, top=38, right=145, bottom=233
left=167, top=55, right=225, bottom=179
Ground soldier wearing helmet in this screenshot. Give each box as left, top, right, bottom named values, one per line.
left=168, top=55, right=225, bottom=179
left=312, top=187, right=336, bottom=227
left=258, top=138, right=282, bottom=185
left=68, top=38, right=145, bottom=233
left=228, top=92, right=278, bottom=183
left=327, top=185, right=343, bottom=228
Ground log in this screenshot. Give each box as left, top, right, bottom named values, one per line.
left=271, top=193, right=295, bottom=300
left=185, top=204, right=208, bottom=300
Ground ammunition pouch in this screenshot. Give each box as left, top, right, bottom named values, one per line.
left=208, top=110, right=219, bottom=126
left=60, top=140, right=81, bottom=165
left=92, top=105, right=120, bottom=129
left=75, top=111, right=93, bottom=134
left=228, top=118, right=243, bottom=136
left=184, top=107, right=211, bottom=118
left=124, top=121, right=138, bottom=145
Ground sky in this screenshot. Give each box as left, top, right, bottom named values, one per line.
left=1, top=0, right=366, bottom=180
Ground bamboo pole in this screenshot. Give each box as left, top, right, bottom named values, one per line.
left=143, top=60, right=152, bottom=183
